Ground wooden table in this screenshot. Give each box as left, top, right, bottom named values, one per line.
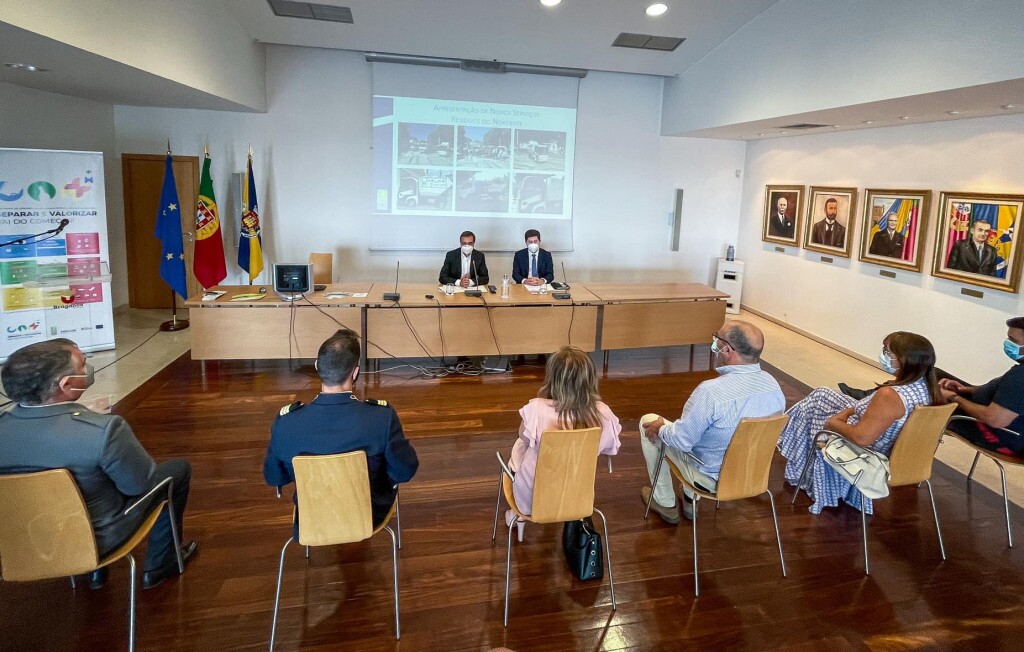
left=186, top=282, right=727, bottom=364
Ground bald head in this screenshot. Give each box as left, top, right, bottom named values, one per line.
left=720, top=320, right=765, bottom=362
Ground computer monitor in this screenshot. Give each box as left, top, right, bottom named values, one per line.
left=273, top=263, right=313, bottom=301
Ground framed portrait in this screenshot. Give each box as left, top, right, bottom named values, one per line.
left=931, top=191, right=1024, bottom=293
left=857, top=189, right=931, bottom=272
left=762, top=185, right=804, bottom=247
left=803, top=186, right=858, bottom=257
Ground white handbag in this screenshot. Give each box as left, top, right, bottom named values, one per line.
left=820, top=434, right=891, bottom=499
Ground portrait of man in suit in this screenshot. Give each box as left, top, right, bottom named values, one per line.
left=810, top=197, right=847, bottom=248
left=767, top=195, right=795, bottom=239
left=946, top=219, right=998, bottom=276
left=869, top=220, right=906, bottom=258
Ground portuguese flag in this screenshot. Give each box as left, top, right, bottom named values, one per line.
left=193, top=154, right=227, bottom=288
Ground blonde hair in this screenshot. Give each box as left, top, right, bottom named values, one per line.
left=538, top=346, right=602, bottom=429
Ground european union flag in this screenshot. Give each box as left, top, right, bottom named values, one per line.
left=155, top=154, right=188, bottom=299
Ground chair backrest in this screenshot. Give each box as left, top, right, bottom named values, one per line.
left=531, top=427, right=602, bottom=523
left=888, top=403, right=957, bottom=487
left=309, top=252, right=333, bottom=285
left=0, top=469, right=99, bottom=581
left=716, top=415, right=790, bottom=501
left=293, top=451, right=373, bottom=546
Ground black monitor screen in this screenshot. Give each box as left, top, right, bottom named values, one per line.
left=273, top=264, right=311, bottom=293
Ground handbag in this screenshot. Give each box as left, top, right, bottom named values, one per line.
left=562, top=517, right=603, bottom=581
left=820, top=434, right=891, bottom=499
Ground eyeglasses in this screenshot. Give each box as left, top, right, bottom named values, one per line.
left=712, top=332, right=735, bottom=350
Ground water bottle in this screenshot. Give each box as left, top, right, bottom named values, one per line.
left=726, top=245, right=735, bottom=261
left=501, top=274, right=510, bottom=298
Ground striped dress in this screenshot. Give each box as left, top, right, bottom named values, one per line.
left=777, top=379, right=931, bottom=514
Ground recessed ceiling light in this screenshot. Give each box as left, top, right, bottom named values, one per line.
left=646, top=3, right=668, bottom=17
left=779, top=131, right=787, bottom=135
left=4, top=62, right=47, bottom=72
left=862, top=120, right=874, bottom=124
left=539, top=0, right=562, bottom=7
left=758, top=132, right=766, bottom=136
left=1002, top=104, right=1017, bottom=110
left=899, top=116, right=910, bottom=120
left=946, top=110, right=961, bottom=115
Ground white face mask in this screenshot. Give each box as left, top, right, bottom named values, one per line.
left=62, top=364, right=96, bottom=393
left=461, top=244, right=473, bottom=256
left=527, top=242, right=540, bottom=254
left=878, top=349, right=898, bottom=375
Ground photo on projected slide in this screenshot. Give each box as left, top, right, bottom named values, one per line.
left=513, top=174, right=564, bottom=215
left=397, top=123, right=455, bottom=166
left=513, top=130, right=566, bottom=171
left=455, top=171, right=509, bottom=213
left=456, top=127, right=511, bottom=168
left=397, top=169, right=453, bottom=210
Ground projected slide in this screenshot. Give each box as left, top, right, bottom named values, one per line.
left=373, top=96, right=575, bottom=219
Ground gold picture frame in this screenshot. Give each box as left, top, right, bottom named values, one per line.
left=762, top=185, right=804, bottom=247
left=931, top=191, right=1024, bottom=293
left=857, top=189, right=931, bottom=272
left=803, top=186, right=858, bottom=258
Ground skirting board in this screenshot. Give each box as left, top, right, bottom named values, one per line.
left=740, top=304, right=884, bottom=371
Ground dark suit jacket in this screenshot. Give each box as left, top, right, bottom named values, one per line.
left=438, top=248, right=489, bottom=286
left=810, top=219, right=847, bottom=248
left=767, top=212, right=795, bottom=239
left=264, top=392, right=419, bottom=531
left=946, top=239, right=998, bottom=276
left=869, top=229, right=905, bottom=258
left=512, top=248, right=554, bottom=283
left=0, top=403, right=157, bottom=553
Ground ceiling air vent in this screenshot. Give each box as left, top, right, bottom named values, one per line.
left=612, top=33, right=686, bottom=52
left=267, top=0, right=353, bottom=23
left=777, top=123, right=831, bottom=130
left=461, top=59, right=506, bottom=73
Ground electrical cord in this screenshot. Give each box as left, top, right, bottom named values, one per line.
left=92, top=329, right=162, bottom=374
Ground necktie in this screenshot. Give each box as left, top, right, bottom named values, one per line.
left=531, top=253, right=537, bottom=278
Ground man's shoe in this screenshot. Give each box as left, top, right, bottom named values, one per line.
left=641, top=486, right=679, bottom=525
left=87, top=567, right=108, bottom=590
left=838, top=383, right=871, bottom=401
left=142, top=540, right=198, bottom=590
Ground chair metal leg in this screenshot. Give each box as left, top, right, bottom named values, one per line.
left=644, top=445, right=667, bottom=520
left=792, top=438, right=816, bottom=504
left=607, top=455, right=613, bottom=474
left=383, top=526, right=401, bottom=640
left=592, top=508, right=616, bottom=610
left=967, top=451, right=981, bottom=483
left=305, top=546, right=310, bottom=560
left=165, top=480, right=185, bottom=573
left=492, top=472, right=503, bottom=540
left=127, top=554, right=137, bottom=652
left=69, top=575, right=77, bottom=589
left=766, top=490, right=787, bottom=577
left=269, top=538, right=293, bottom=652
left=692, top=495, right=700, bottom=596
left=503, top=517, right=515, bottom=627
left=395, top=488, right=402, bottom=550
left=995, top=460, right=1013, bottom=547
left=860, top=499, right=870, bottom=575
left=924, top=479, right=946, bottom=560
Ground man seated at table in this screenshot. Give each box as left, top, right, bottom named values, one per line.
left=512, top=229, right=554, bottom=286
left=439, top=230, right=489, bottom=288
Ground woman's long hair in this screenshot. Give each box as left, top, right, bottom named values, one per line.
left=538, top=346, right=602, bottom=429
left=882, top=331, right=941, bottom=404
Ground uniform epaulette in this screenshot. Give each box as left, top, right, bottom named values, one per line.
left=364, top=398, right=389, bottom=407
left=70, top=410, right=111, bottom=428
left=279, top=401, right=304, bottom=417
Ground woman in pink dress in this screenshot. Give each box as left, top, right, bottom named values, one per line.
left=507, top=346, right=622, bottom=539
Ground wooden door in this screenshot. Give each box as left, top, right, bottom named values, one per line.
left=121, top=154, right=201, bottom=309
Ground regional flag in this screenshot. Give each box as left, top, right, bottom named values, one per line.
left=155, top=154, right=188, bottom=299
left=193, top=153, right=227, bottom=288
left=237, top=152, right=264, bottom=281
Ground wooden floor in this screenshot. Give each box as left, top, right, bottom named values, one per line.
left=3, top=348, right=1024, bottom=651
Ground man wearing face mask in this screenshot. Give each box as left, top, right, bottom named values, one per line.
left=0, top=338, right=196, bottom=590
left=940, top=316, right=1024, bottom=455
left=439, top=230, right=489, bottom=289
left=264, top=329, right=418, bottom=531
left=638, top=321, right=785, bottom=523
left=512, top=229, right=554, bottom=286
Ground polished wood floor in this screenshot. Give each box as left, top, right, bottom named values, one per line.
left=3, top=348, right=1024, bottom=650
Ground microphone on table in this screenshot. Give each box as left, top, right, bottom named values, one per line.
left=466, top=259, right=483, bottom=297
left=383, top=261, right=401, bottom=301
left=553, top=262, right=571, bottom=300
left=53, top=218, right=71, bottom=234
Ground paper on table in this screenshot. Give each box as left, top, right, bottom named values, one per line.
left=325, top=292, right=368, bottom=298
left=229, top=293, right=265, bottom=301
left=523, top=283, right=550, bottom=294
left=201, top=291, right=226, bottom=301
left=437, top=285, right=468, bottom=293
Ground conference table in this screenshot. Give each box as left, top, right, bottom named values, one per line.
left=185, top=282, right=727, bottom=367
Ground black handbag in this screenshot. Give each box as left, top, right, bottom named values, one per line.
left=562, top=517, right=603, bottom=581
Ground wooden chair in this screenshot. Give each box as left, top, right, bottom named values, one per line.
left=308, top=252, right=333, bottom=286
left=0, top=470, right=183, bottom=652
left=269, top=452, right=400, bottom=649
left=944, top=415, right=1023, bottom=547
left=490, top=427, right=615, bottom=626
left=644, top=415, right=789, bottom=596
left=823, top=403, right=956, bottom=575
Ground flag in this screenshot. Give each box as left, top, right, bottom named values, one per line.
left=155, top=154, right=188, bottom=299
left=193, top=154, right=227, bottom=288
left=944, top=201, right=972, bottom=263
left=237, top=152, right=264, bottom=282
left=986, top=204, right=1017, bottom=279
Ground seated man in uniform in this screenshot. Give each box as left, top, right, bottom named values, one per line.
left=263, top=329, right=419, bottom=528
left=0, top=338, right=197, bottom=590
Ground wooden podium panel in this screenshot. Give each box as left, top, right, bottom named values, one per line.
left=364, top=283, right=600, bottom=306
left=190, top=305, right=361, bottom=359
left=583, top=282, right=727, bottom=303
left=600, top=299, right=726, bottom=350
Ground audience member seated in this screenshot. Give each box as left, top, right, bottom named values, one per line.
left=941, top=316, right=1024, bottom=455
left=263, top=329, right=419, bottom=530
left=640, top=320, right=785, bottom=523
left=0, top=338, right=197, bottom=590
left=512, top=228, right=554, bottom=286
left=779, top=331, right=941, bottom=514
left=507, top=346, right=621, bottom=538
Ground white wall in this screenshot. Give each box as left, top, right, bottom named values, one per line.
left=0, top=82, right=126, bottom=306
left=738, top=113, right=1024, bottom=380
left=113, top=46, right=745, bottom=291
left=663, top=0, right=1024, bottom=134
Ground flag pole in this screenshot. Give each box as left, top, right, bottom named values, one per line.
left=160, top=140, right=189, bottom=332
left=247, top=144, right=253, bottom=286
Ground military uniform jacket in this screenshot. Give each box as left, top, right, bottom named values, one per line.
left=263, top=392, right=419, bottom=527
left=0, top=403, right=157, bottom=547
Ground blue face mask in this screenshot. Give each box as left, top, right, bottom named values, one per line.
left=1004, top=338, right=1024, bottom=362
left=879, top=350, right=898, bottom=375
